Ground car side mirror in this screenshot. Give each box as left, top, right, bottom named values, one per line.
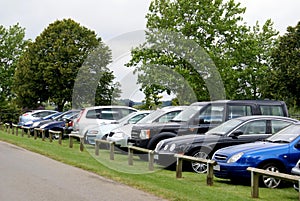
left=295, top=141, right=300, bottom=149
left=231, top=130, right=243, bottom=137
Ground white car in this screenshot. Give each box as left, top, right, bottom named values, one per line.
left=18, top=110, right=59, bottom=126
left=85, top=110, right=151, bottom=145
left=107, top=106, right=188, bottom=148
left=72, top=105, right=138, bottom=137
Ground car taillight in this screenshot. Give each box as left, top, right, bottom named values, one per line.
left=76, top=109, right=85, bottom=123
left=68, top=121, right=73, bottom=127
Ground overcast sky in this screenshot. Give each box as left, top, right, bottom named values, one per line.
left=1, top=0, right=299, bottom=41
left=1, top=0, right=299, bottom=101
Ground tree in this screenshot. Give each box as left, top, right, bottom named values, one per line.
left=0, top=23, right=27, bottom=103
left=262, top=21, right=300, bottom=108
left=127, top=0, right=278, bottom=105
left=13, top=19, right=118, bottom=111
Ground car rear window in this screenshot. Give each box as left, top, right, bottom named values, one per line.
left=260, top=105, right=284, bottom=116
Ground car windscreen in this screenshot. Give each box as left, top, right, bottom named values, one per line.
left=172, top=106, right=203, bottom=122
left=137, top=109, right=171, bottom=123
left=266, top=124, right=300, bottom=143
left=206, top=119, right=243, bottom=136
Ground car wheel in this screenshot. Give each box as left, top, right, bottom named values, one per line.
left=190, top=149, right=210, bottom=173
left=261, top=163, right=283, bottom=188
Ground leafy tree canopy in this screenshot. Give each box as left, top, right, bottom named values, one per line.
left=13, top=19, right=119, bottom=111
left=263, top=21, right=300, bottom=108
left=0, top=23, right=27, bottom=103
left=127, top=0, right=278, bottom=106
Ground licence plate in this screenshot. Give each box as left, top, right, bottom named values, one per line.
left=154, top=154, right=159, bottom=160
left=213, top=164, right=220, bottom=171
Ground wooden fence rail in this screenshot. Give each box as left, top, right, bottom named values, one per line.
left=48, top=130, right=63, bottom=144
left=174, top=154, right=217, bottom=186
left=12, top=124, right=19, bottom=136
left=247, top=167, right=300, bottom=200
left=94, top=139, right=115, bottom=160
left=68, top=133, right=84, bottom=152
left=127, top=145, right=154, bottom=171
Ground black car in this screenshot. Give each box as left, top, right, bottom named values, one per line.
left=130, top=100, right=289, bottom=150
left=154, top=115, right=298, bottom=173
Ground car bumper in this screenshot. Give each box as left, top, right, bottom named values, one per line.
left=107, top=137, right=128, bottom=147
left=128, top=139, right=149, bottom=148
left=291, top=167, right=300, bottom=191
left=213, top=162, right=251, bottom=180
left=85, top=135, right=96, bottom=145
left=154, top=152, right=177, bottom=167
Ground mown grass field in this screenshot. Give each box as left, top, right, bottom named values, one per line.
left=0, top=128, right=298, bottom=201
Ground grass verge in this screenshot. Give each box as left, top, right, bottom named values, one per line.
left=0, top=130, right=298, bottom=201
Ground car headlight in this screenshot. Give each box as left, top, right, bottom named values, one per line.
left=40, top=124, right=48, bottom=129
left=227, top=152, right=244, bottom=163
left=169, top=144, right=176, bottom=152
left=140, top=129, right=150, bottom=139
left=113, top=132, right=125, bottom=138
left=25, top=121, right=33, bottom=125
left=32, top=122, right=40, bottom=127
left=155, top=141, right=164, bottom=152
left=87, top=130, right=98, bottom=135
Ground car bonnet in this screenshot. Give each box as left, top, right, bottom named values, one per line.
left=214, top=141, right=285, bottom=157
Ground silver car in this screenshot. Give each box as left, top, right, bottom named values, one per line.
left=107, top=106, right=188, bottom=148
left=85, top=111, right=150, bottom=145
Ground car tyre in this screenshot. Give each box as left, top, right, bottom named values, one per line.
left=261, top=163, right=283, bottom=188
left=189, top=149, right=210, bottom=173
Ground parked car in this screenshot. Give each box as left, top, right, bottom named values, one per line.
left=130, top=100, right=289, bottom=150
left=85, top=111, right=151, bottom=145
left=27, top=110, right=80, bottom=134
left=154, top=115, right=298, bottom=173
left=291, top=159, right=300, bottom=191
left=107, top=106, right=188, bottom=148
left=72, top=106, right=138, bottom=137
left=18, top=110, right=59, bottom=126
left=212, top=122, right=300, bottom=188
left=22, top=112, right=62, bottom=127
left=40, top=112, right=80, bottom=138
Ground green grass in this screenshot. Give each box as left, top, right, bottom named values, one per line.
left=0, top=129, right=298, bottom=201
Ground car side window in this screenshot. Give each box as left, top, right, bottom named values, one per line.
left=238, top=120, right=267, bottom=135
left=271, top=120, right=292, bottom=134
left=260, top=105, right=284, bottom=116
left=199, top=105, right=225, bottom=124
left=117, top=108, right=136, bottom=118
left=157, top=111, right=181, bottom=123
left=128, top=114, right=147, bottom=124
left=227, top=105, right=252, bottom=120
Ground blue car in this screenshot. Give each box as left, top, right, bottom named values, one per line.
left=22, top=112, right=62, bottom=127
left=39, top=111, right=79, bottom=138
left=212, top=122, right=300, bottom=188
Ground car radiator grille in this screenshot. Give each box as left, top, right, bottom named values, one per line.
left=213, top=154, right=228, bottom=161
left=131, top=130, right=140, bottom=139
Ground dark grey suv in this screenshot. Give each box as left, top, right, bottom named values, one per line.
left=129, top=100, right=289, bottom=150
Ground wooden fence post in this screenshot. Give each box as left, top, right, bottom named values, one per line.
left=109, top=142, right=115, bottom=160
left=49, top=132, right=53, bottom=142
left=250, top=170, right=259, bottom=198
left=148, top=151, right=154, bottom=171
left=34, top=128, right=38, bottom=140
left=58, top=131, right=62, bottom=145
left=79, top=137, right=84, bottom=152
left=176, top=157, right=183, bottom=178
left=69, top=135, right=74, bottom=148
left=207, top=161, right=215, bottom=186
left=41, top=129, right=45, bottom=141
left=128, top=147, right=133, bottom=166
left=95, top=140, right=100, bottom=155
